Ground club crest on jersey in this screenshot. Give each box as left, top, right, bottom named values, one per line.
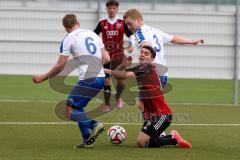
left=116, top=23, right=122, bottom=28
left=104, top=26, right=108, bottom=30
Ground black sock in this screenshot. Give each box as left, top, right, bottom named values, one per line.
left=160, top=135, right=172, bottom=139
left=147, top=137, right=177, bottom=148
left=116, top=82, right=125, bottom=98
left=104, top=85, right=111, bottom=105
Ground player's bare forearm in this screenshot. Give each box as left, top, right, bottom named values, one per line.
left=44, top=64, right=65, bottom=79
left=32, top=55, right=68, bottom=83
left=104, top=69, right=135, bottom=79
left=116, top=63, right=127, bottom=71
left=171, top=35, right=204, bottom=45
left=116, top=56, right=133, bottom=71
left=32, top=63, right=65, bottom=83
left=104, top=69, right=127, bottom=79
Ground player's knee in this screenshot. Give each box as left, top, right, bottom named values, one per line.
left=136, top=137, right=147, bottom=148
left=117, top=79, right=125, bottom=86
left=64, top=105, right=72, bottom=119
left=104, top=85, right=111, bottom=92
left=104, top=78, right=111, bottom=85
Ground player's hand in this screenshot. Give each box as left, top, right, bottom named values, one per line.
left=32, top=75, right=44, bottom=83
left=193, top=39, right=204, bottom=45
left=122, top=56, right=132, bottom=67
left=104, top=69, right=111, bottom=75
left=127, top=45, right=134, bottom=53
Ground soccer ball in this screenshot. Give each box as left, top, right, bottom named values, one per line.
left=107, top=125, right=126, bottom=144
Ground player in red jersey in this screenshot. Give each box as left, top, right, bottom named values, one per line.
left=94, top=0, right=135, bottom=112
left=105, top=45, right=192, bottom=148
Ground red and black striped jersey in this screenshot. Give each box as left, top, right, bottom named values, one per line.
left=126, top=64, right=172, bottom=117
left=94, top=17, right=133, bottom=59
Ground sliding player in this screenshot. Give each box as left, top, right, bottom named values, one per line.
left=105, top=45, right=192, bottom=148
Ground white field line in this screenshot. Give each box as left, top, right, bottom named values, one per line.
left=0, top=122, right=239, bottom=126
left=0, top=99, right=59, bottom=103
left=0, top=99, right=239, bottom=106
left=0, top=99, right=101, bottom=104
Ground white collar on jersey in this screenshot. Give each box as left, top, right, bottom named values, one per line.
left=140, top=24, right=148, bottom=29
left=107, top=15, right=118, bottom=25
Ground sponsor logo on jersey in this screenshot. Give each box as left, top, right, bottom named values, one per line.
left=107, top=31, right=119, bottom=36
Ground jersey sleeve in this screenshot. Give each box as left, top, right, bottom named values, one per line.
left=134, top=29, right=150, bottom=47
left=126, top=65, right=152, bottom=78
left=124, top=23, right=133, bottom=37
left=59, top=34, right=73, bottom=56
left=158, top=30, right=173, bottom=44
left=93, top=21, right=102, bottom=35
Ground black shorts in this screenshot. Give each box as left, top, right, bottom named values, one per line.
left=141, top=114, right=172, bottom=138
left=103, top=60, right=123, bottom=78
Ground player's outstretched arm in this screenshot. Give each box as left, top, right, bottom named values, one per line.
left=104, top=69, right=135, bottom=79
left=171, top=35, right=204, bottom=45
left=116, top=56, right=133, bottom=71
left=32, top=55, right=69, bottom=83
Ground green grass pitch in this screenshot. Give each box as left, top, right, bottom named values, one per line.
left=0, top=75, right=240, bottom=160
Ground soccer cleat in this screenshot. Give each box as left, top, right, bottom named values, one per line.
left=171, top=130, right=182, bottom=142
left=86, top=123, right=105, bottom=145
left=102, top=105, right=111, bottom=112
left=171, top=130, right=192, bottom=148
left=73, top=143, right=93, bottom=148
left=116, top=97, right=123, bottom=109
left=177, top=139, right=192, bottom=148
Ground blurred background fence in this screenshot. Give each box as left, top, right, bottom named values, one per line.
left=0, top=0, right=239, bottom=104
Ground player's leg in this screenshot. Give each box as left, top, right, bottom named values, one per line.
left=137, top=115, right=178, bottom=148
left=65, top=77, right=105, bottom=147
left=103, top=62, right=112, bottom=112
left=67, top=107, right=98, bottom=146
left=146, top=115, right=178, bottom=148
left=136, top=131, right=151, bottom=148
left=65, top=106, right=94, bottom=148
left=111, top=55, right=126, bottom=109
left=115, top=79, right=125, bottom=109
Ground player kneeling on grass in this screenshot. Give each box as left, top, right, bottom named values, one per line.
left=32, top=14, right=110, bottom=148
left=105, top=45, right=192, bottom=148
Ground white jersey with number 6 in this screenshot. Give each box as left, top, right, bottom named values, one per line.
left=135, top=25, right=173, bottom=67
left=59, top=29, right=105, bottom=80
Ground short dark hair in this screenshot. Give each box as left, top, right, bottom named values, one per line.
left=62, top=14, right=78, bottom=28
left=142, top=45, right=156, bottom=59
left=106, top=0, right=119, bottom=7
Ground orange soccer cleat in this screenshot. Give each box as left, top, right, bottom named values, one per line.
left=171, top=130, right=192, bottom=148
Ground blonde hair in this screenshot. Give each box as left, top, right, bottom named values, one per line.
left=123, top=9, right=143, bottom=21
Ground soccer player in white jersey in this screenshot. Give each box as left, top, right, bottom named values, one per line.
left=123, top=9, right=204, bottom=88
left=32, top=14, right=110, bottom=148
